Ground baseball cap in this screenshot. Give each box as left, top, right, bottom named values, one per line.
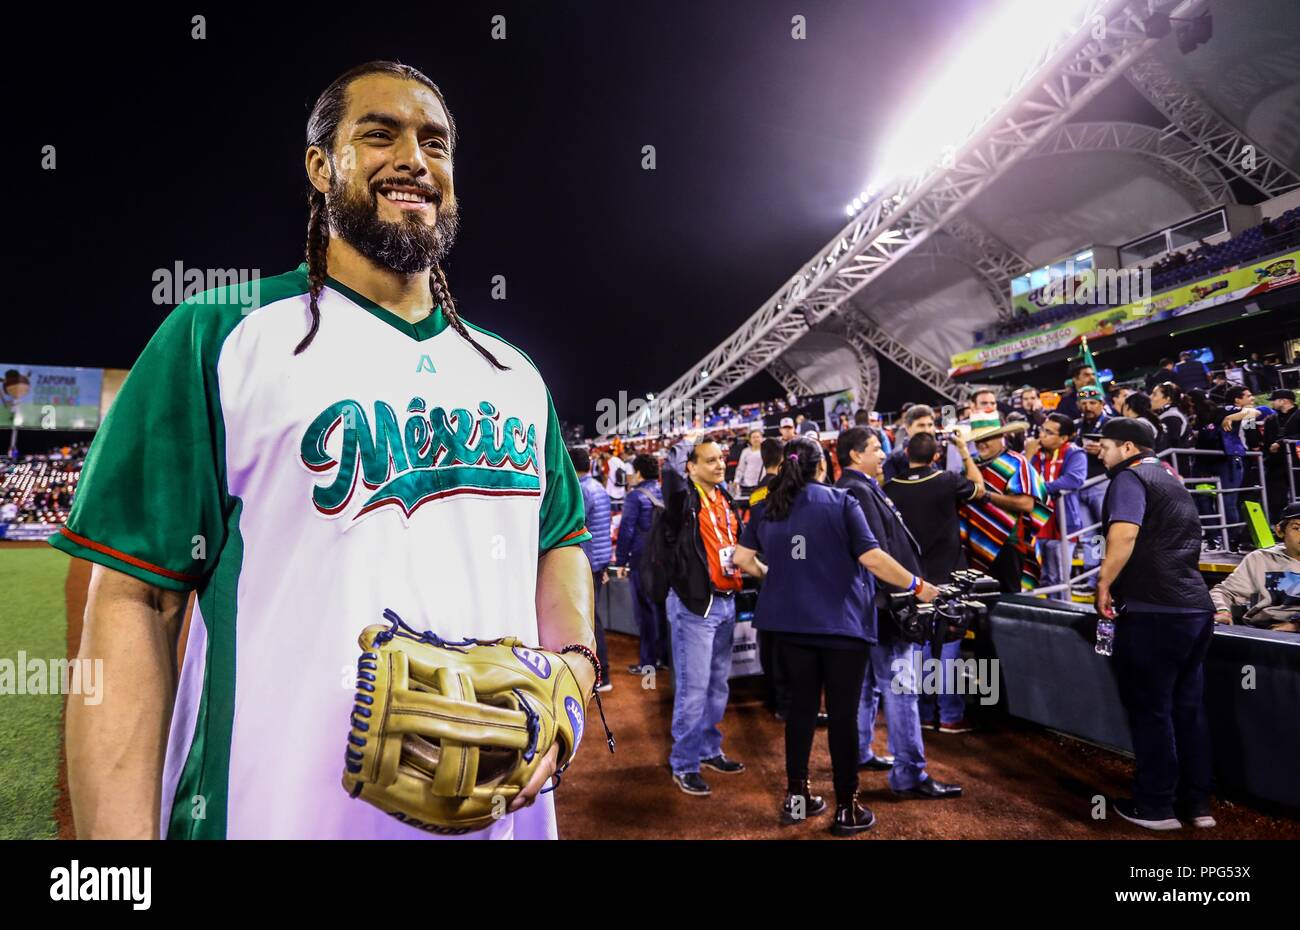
left=1100, top=416, right=1155, bottom=448
left=779, top=416, right=795, bottom=427
left=1269, top=389, right=1296, bottom=402
left=1278, top=502, right=1300, bottom=524
left=1077, top=385, right=1105, bottom=402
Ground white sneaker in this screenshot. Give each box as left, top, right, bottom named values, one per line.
left=1114, top=799, right=1181, bottom=831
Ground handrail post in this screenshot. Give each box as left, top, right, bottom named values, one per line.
left=1056, top=488, right=1071, bottom=603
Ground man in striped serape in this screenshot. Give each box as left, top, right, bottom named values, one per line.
left=960, top=412, right=1049, bottom=593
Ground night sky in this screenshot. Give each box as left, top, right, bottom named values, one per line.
left=11, top=1, right=1146, bottom=432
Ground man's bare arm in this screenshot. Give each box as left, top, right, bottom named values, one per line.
left=510, top=544, right=599, bottom=812
left=956, top=439, right=985, bottom=497
left=535, top=545, right=598, bottom=697
left=987, top=491, right=1033, bottom=514
left=68, top=563, right=187, bottom=839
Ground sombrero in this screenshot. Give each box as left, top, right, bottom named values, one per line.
left=967, top=412, right=1027, bottom=442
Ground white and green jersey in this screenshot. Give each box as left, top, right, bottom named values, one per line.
left=50, top=264, right=591, bottom=839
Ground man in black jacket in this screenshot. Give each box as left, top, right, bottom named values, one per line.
left=1095, top=417, right=1216, bottom=832
left=835, top=428, right=962, bottom=801
left=662, top=438, right=748, bottom=796
left=1173, top=350, right=1211, bottom=392
left=1145, top=359, right=1175, bottom=392
left=1264, top=389, right=1300, bottom=522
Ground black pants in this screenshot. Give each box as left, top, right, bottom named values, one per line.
left=988, top=543, right=1023, bottom=594
left=758, top=630, right=789, bottom=714
left=1112, top=609, right=1215, bottom=818
left=777, top=634, right=869, bottom=804
left=590, top=570, right=611, bottom=675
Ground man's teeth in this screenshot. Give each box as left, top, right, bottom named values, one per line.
left=382, top=191, right=430, bottom=203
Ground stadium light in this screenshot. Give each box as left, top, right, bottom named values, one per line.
left=854, top=0, right=1095, bottom=202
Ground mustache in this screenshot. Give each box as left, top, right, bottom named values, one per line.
left=370, top=178, right=445, bottom=206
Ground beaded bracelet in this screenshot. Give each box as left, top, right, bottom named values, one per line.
left=560, top=643, right=604, bottom=687
left=559, top=643, right=617, bottom=756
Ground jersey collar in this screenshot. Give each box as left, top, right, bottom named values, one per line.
left=297, top=263, right=451, bottom=341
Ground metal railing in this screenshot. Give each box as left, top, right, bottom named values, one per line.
left=1034, top=447, right=1272, bottom=601
left=1286, top=439, right=1299, bottom=509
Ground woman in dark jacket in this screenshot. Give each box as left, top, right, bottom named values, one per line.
left=1152, top=382, right=1190, bottom=450
left=1120, top=391, right=1169, bottom=453
left=733, top=438, right=938, bottom=836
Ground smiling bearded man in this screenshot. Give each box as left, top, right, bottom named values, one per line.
left=52, top=61, right=602, bottom=840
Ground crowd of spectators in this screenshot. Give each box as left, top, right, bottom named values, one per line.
left=583, top=340, right=1299, bottom=614
left=0, top=443, right=89, bottom=527
left=572, top=339, right=1299, bottom=831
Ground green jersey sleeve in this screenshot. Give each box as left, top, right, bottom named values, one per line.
left=538, top=390, right=591, bottom=552
left=49, top=299, right=241, bottom=591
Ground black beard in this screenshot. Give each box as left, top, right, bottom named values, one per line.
left=327, top=178, right=459, bottom=274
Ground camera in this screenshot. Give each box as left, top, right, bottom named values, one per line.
left=888, top=570, right=1000, bottom=646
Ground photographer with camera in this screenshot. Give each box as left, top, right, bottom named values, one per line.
left=836, top=428, right=964, bottom=799
left=732, top=437, right=939, bottom=836
left=884, top=430, right=987, bottom=732
left=882, top=404, right=966, bottom=482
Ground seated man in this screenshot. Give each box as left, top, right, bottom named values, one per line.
left=1210, top=502, right=1300, bottom=632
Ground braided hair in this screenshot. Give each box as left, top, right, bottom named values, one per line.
left=762, top=436, right=823, bottom=521
left=298, top=61, right=507, bottom=370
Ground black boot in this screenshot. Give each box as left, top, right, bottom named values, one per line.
left=781, top=780, right=828, bottom=823
left=830, top=793, right=877, bottom=836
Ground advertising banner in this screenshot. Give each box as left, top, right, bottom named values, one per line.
left=951, top=250, right=1300, bottom=375
left=1013, top=268, right=1096, bottom=316
left=822, top=389, right=856, bottom=431
left=1, top=365, right=105, bottom=430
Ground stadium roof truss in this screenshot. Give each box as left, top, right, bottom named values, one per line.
left=1127, top=50, right=1300, bottom=198
left=604, top=0, right=1212, bottom=439
left=1026, top=120, right=1236, bottom=210
left=766, top=356, right=817, bottom=398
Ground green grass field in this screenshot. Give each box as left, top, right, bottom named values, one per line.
left=0, top=547, right=69, bottom=839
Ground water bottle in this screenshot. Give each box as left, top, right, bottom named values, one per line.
left=1094, top=618, right=1115, bottom=657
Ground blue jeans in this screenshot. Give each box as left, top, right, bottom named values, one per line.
left=666, top=590, right=736, bottom=774
left=1039, top=538, right=1065, bottom=589
left=858, top=636, right=928, bottom=790
left=1078, top=479, right=1109, bottom=580
left=917, top=639, right=966, bottom=725
left=1220, top=456, right=1245, bottom=543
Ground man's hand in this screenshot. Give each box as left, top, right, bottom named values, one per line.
left=916, top=580, right=941, bottom=603
left=1271, top=621, right=1298, bottom=633
left=1095, top=580, right=1116, bottom=619
left=1023, top=437, right=1041, bottom=459
left=1214, top=610, right=1233, bottom=625
left=508, top=743, right=559, bottom=813
left=1084, top=439, right=1101, bottom=456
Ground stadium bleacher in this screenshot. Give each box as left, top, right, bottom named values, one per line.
left=0, top=443, right=88, bottom=529
left=978, top=206, right=1300, bottom=345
